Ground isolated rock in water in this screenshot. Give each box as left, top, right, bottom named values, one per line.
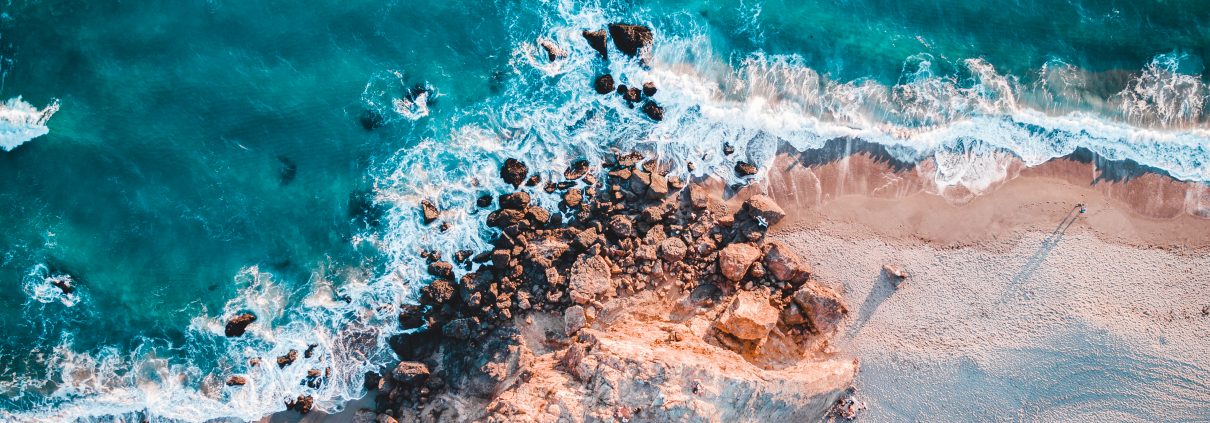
left=763, top=241, right=811, bottom=282
left=564, top=305, right=588, bottom=335
left=594, top=74, right=616, bottom=94
left=581, top=30, right=609, bottom=58
left=51, top=277, right=75, bottom=295
left=569, top=255, right=612, bottom=304
left=618, top=85, right=641, bottom=103
left=393, top=361, right=431, bottom=386
left=420, top=199, right=440, bottom=224
left=716, top=291, right=778, bottom=341
left=500, top=158, right=528, bottom=187
left=277, top=349, right=299, bottom=368
left=641, top=101, right=664, bottom=121
left=719, top=243, right=762, bottom=282
left=499, top=191, right=531, bottom=210
left=286, top=395, right=314, bottom=414
left=744, top=195, right=787, bottom=226
left=225, top=313, right=256, bottom=337
left=608, top=23, right=653, bottom=57
left=226, top=376, right=247, bottom=386
left=538, top=38, right=567, bottom=62
left=642, top=81, right=658, bottom=97
left=735, top=161, right=758, bottom=177
left=792, top=282, right=848, bottom=335
left=476, top=194, right=493, bottom=208
left=564, top=159, right=590, bottom=180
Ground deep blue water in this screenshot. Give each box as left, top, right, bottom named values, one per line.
left=0, top=0, right=1206, bottom=421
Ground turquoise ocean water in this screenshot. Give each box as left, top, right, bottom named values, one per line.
left=0, top=0, right=1206, bottom=421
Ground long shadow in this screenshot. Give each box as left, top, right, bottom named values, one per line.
left=1011, top=205, right=1082, bottom=285
left=845, top=271, right=899, bottom=337
left=785, top=137, right=919, bottom=173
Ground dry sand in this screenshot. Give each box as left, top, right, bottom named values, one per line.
left=752, top=151, right=1210, bottom=421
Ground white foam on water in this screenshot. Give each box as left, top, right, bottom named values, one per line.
left=0, top=97, right=58, bottom=151
left=21, top=263, right=80, bottom=308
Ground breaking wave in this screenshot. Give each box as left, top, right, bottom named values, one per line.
left=0, top=97, right=58, bottom=151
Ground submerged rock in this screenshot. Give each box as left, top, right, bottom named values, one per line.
left=608, top=23, right=653, bottom=57
left=581, top=30, right=609, bottom=59
left=225, top=313, right=256, bottom=337
left=564, top=159, right=590, bottom=180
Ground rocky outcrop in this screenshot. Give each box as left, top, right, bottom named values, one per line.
left=735, top=161, right=758, bottom=177
left=607, top=23, right=653, bottom=57
left=719, top=243, right=762, bottom=282
left=226, top=376, right=247, bottom=386
left=763, top=240, right=810, bottom=283
left=793, top=282, right=849, bottom=335
left=581, top=30, right=609, bottom=59
left=641, top=101, right=664, bottom=121
left=225, top=313, right=256, bottom=337
left=538, top=39, right=566, bottom=62
left=500, top=158, right=528, bottom=188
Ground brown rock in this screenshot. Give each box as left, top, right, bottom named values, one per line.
left=594, top=74, right=616, bottom=94
left=642, top=101, right=664, bottom=121
left=562, top=188, right=583, bottom=208
left=393, top=361, right=431, bottom=386
left=499, top=192, right=531, bottom=210
left=582, top=30, right=609, bottom=59
left=569, top=255, right=612, bottom=304
left=398, top=304, right=425, bottom=330
left=617, top=85, right=642, bottom=103
left=564, top=159, right=590, bottom=180
left=718, top=243, right=761, bottom=282
left=564, top=305, right=588, bottom=335
left=226, top=376, right=247, bottom=386
left=642, top=81, right=658, bottom=97
left=477, top=194, right=493, bottom=208
left=792, top=282, right=848, bottom=335
left=608, top=215, right=635, bottom=238
left=420, top=279, right=455, bottom=305
left=715, top=291, right=778, bottom=341
left=763, top=241, right=811, bottom=283
left=420, top=199, right=440, bottom=224
left=500, top=158, right=528, bottom=187
left=539, top=38, right=566, bottom=62
left=443, top=318, right=474, bottom=340
left=287, top=395, right=314, bottom=414
left=735, top=161, right=758, bottom=177
left=659, top=237, right=687, bottom=262
left=225, top=313, right=256, bottom=337
left=608, top=23, right=653, bottom=57
left=277, top=349, right=299, bottom=368
left=743, top=195, right=786, bottom=226
left=427, top=261, right=454, bottom=279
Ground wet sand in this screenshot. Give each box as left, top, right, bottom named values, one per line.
left=748, top=149, right=1210, bottom=420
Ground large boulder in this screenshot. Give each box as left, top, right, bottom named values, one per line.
left=225, top=313, right=257, bottom=337
left=498, top=192, right=530, bottom=210
left=792, top=282, right=848, bottom=335
left=762, top=241, right=811, bottom=283
left=569, top=255, right=612, bottom=304
left=581, top=30, right=609, bottom=58
left=420, top=200, right=440, bottom=224
left=608, top=23, right=653, bottom=57
left=743, top=195, right=786, bottom=226
left=718, top=243, right=762, bottom=282
left=734, top=161, right=758, bottom=177
left=659, top=237, right=687, bottom=262
left=393, top=361, right=431, bottom=386
left=500, top=158, right=528, bottom=187
left=715, top=291, right=778, bottom=341
left=641, top=101, right=664, bottom=121
left=564, top=305, right=588, bottom=336
left=594, top=74, right=615, bottom=94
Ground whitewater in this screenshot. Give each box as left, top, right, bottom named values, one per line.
left=3, top=2, right=1209, bottom=422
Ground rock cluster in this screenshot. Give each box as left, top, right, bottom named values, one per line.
left=361, top=154, right=852, bottom=421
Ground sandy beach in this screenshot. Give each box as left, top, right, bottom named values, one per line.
left=740, top=148, right=1210, bottom=420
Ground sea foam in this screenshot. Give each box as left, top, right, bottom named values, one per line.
left=0, top=97, right=59, bottom=151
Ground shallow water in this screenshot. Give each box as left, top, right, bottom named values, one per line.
left=0, top=0, right=1206, bottom=420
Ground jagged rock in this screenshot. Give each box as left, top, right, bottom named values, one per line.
left=882, top=264, right=908, bottom=287
left=225, top=313, right=256, bottom=337
left=594, top=74, right=615, bottom=94
left=399, top=304, right=425, bottom=330
left=743, top=195, right=786, bottom=226
left=582, top=30, right=609, bottom=59
left=792, top=282, right=848, bottom=335
left=226, top=376, right=247, bottom=386
left=617, top=85, right=642, bottom=103
left=608, top=215, right=635, bottom=238
left=287, top=395, right=314, bottom=414
left=718, top=243, right=762, bottom=282
left=443, top=331, right=531, bottom=399
left=304, top=344, right=318, bottom=358
left=486, top=209, right=526, bottom=228
left=569, top=255, right=612, bottom=304
left=642, top=81, right=658, bottom=97
left=442, top=318, right=472, bottom=340
left=647, top=172, right=669, bottom=197
left=659, top=237, right=687, bottom=262
left=393, top=361, right=431, bottom=386
left=564, top=305, right=588, bottom=335
left=716, top=291, right=778, bottom=341
left=538, top=39, right=566, bottom=62
left=723, top=143, right=735, bottom=155
left=421, top=279, right=456, bottom=305
left=499, top=192, right=531, bottom=210
left=608, top=23, right=653, bottom=57
left=642, top=101, right=664, bottom=121
left=428, top=261, right=454, bottom=279
left=735, top=161, right=758, bottom=177
left=571, top=227, right=601, bottom=250
left=564, top=159, right=590, bottom=180
left=762, top=241, right=810, bottom=283
left=527, top=236, right=569, bottom=268
left=526, top=206, right=551, bottom=226
left=477, top=194, right=493, bottom=208
left=277, top=350, right=299, bottom=368
left=689, top=185, right=709, bottom=209
left=500, top=158, right=528, bottom=188
left=526, top=175, right=541, bottom=187
left=562, top=188, right=583, bottom=208
left=420, top=200, right=440, bottom=224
